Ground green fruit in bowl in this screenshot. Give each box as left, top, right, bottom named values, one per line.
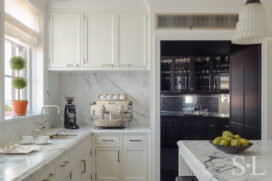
left=219, top=139, right=230, bottom=146
left=231, top=139, right=241, bottom=146
left=225, top=137, right=233, bottom=142
left=240, top=138, right=250, bottom=146
left=213, top=137, right=222, bottom=145
left=222, top=131, right=233, bottom=139
left=234, top=135, right=241, bottom=139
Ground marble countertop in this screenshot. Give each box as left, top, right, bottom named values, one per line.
left=0, top=126, right=150, bottom=181
left=178, top=140, right=272, bottom=181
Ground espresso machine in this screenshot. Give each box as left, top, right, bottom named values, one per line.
left=90, top=94, right=134, bottom=129
left=64, top=97, right=79, bottom=129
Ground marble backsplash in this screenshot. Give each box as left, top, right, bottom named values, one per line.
left=0, top=115, right=41, bottom=145
left=47, top=71, right=150, bottom=127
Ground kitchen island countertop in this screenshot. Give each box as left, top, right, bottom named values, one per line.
left=178, top=140, right=272, bottom=181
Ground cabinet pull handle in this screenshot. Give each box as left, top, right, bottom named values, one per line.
left=70, top=172, right=72, bottom=180
left=129, top=139, right=142, bottom=142
left=208, top=124, right=215, bottom=127
left=49, top=173, right=55, bottom=177
left=76, top=64, right=80, bottom=67
left=102, top=139, right=114, bottom=142
left=81, top=160, right=86, bottom=174
left=60, top=164, right=66, bottom=167
left=102, top=64, right=114, bottom=67
left=66, top=64, right=74, bottom=67
left=43, top=179, right=49, bottom=181
left=65, top=160, right=70, bottom=165
left=117, top=150, right=120, bottom=162
left=119, top=64, right=131, bottom=67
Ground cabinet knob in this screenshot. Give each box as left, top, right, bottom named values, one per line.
left=49, top=173, right=55, bottom=177
left=66, top=64, right=74, bottom=67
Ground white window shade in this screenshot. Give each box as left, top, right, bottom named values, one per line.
left=5, top=0, right=39, bottom=46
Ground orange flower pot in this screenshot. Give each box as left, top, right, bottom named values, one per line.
left=11, top=100, right=28, bottom=116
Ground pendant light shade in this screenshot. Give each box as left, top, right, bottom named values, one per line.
left=232, top=0, right=272, bottom=45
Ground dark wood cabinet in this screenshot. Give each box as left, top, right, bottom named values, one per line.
left=161, top=116, right=230, bottom=145
left=230, top=45, right=261, bottom=140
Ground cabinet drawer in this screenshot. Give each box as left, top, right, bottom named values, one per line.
left=124, top=135, right=147, bottom=148
left=95, top=135, right=120, bottom=146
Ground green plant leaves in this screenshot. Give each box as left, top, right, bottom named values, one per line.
left=12, top=77, right=27, bottom=89
left=10, top=56, right=26, bottom=70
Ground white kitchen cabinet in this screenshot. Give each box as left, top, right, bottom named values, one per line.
left=95, top=147, right=121, bottom=181
left=49, top=13, right=82, bottom=68
left=31, top=162, right=56, bottom=181
left=55, top=152, right=71, bottom=181
left=48, top=11, right=148, bottom=71
left=93, top=134, right=149, bottom=181
left=123, top=135, right=148, bottom=181
left=117, top=12, right=147, bottom=68
left=70, top=137, right=92, bottom=181
left=84, top=13, right=115, bottom=68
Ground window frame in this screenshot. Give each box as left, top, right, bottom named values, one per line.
left=4, top=37, right=32, bottom=118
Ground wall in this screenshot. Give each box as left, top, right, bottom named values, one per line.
left=47, top=71, right=150, bottom=128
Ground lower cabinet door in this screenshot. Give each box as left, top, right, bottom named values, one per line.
left=123, top=148, right=147, bottom=181
left=70, top=163, right=82, bottom=181
left=95, top=147, right=120, bottom=181
left=80, top=151, right=91, bottom=181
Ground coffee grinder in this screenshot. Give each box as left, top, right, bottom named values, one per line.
left=64, top=97, right=79, bottom=129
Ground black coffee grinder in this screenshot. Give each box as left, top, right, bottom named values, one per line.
left=64, top=97, right=79, bottom=129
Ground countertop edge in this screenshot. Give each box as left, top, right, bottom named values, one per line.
left=177, top=141, right=219, bottom=181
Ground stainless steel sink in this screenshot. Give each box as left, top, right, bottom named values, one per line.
left=49, top=134, right=77, bottom=139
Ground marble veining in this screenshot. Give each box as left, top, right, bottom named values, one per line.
left=47, top=72, right=150, bottom=127
left=0, top=127, right=150, bottom=181
left=178, top=140, right=272, bottom=181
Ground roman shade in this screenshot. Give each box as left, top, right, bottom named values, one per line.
left=5, top=0, right=39, bottom=46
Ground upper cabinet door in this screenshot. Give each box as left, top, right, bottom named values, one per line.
left=49, top=13, right=82, bottom=68
left=117, top=13, right=147, bottom=68
left=85, top=13, right=115, bottom=68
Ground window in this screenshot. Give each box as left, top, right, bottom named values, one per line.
left=4, top=39, right=30, bottom=117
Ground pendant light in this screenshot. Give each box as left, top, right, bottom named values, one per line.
left=232, top=0, right=272, bottom=45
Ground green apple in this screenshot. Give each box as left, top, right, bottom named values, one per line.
left=234, top=135, right=241, bottom=139
left=219, top=139, right=230, bottom=146
left=213, top=137, right=222, bottom=145
left=240, top=138, right=250, bottom=146
left=231, top=139, right=241, bottom=146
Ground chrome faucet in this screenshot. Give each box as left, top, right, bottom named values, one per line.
left=33, top=105, right=60, bottom=138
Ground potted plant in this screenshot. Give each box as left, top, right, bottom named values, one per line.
left=10, top=56, right=28, bottom=116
